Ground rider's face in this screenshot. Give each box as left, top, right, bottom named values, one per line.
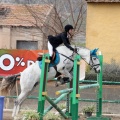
left=68, top=29, right=74, bottom=36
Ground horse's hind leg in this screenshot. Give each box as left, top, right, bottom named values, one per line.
left=4, top=90, right=10, bottom=109
left=12, top=83, right=38, bottom=117
left=12, top=89, right=32, bottom=117
left=12, top=91, right=26, bottom=117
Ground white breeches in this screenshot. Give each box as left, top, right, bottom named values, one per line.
left=48, top=41, right=53, bottom=57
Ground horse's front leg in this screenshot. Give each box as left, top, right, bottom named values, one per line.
left=63, top=67, right=72, bottom=81
left=55, top=67, right=72, bottom=87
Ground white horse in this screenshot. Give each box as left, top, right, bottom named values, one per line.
left=0, top=45, right=100, bottom=117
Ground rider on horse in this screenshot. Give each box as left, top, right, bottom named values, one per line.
left=47, top=24, right=76, bottom=63
left=38, top=24, right=76, bottom=78
left=47, top=24, right=77, bottom=78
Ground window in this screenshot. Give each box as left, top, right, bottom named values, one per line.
left=17, top=40, right=38, bottom=50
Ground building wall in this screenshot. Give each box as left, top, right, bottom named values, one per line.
left=0, top=26, right=11, bottom=49
left=0, top=26, right=43, bottom=49
left=11, top=27, right=43, bottom=49
left=86, top=3, right=120, bottom=63
left=0, top=7, right=61, bottom=50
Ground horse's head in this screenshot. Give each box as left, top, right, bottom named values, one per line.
left=89, top=48, right=101, bottom=73
left=76, top=47, right=101, bottom=73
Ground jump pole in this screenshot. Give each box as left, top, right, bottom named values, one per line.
left=37, top=53, right=81, bottom=120
left=56, top=83, right=99, bottom=95
left=70, top=55, right=81, bottom=120
left=37, top=53, right=50, bottom=120
left=37, top=54, right=69, bottom=120
left=55, top=54, right=111, bottom=120
left=87, top=55, right=111, bottom=120
left=44, top=93, right=68, bottom=115
left=37, top=53, right=110, bottom=120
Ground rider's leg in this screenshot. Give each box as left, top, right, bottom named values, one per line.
left=48, top=41, right=53, bottom=72
left=48, top=41, right=56, bottom=63
left=54, top=66, right=62, bottom=78
left=48, top=41, right=53, bottom=60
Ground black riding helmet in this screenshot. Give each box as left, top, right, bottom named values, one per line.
left=64, top=24, right=74, bottom=32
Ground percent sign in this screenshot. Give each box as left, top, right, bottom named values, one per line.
left=16, top=57, right=25, bottom=66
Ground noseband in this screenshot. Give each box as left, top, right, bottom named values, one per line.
left=90, top=56, right=100, bottom=69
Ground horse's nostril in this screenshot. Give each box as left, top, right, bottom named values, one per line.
left=94, top=69, right=100, bottom=73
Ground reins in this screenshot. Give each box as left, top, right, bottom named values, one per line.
left=58, top=52, right=74, bottom=73
left=58, top=47, right=100, bottom=71
left=58, top=52, right=74, bottom=62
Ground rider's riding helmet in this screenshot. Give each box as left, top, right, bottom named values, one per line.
left=64, top=24, right=74, bottom=32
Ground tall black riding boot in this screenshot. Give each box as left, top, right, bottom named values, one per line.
left=54, top=66, right=62, bottom=78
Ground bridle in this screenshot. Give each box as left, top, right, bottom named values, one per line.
left=75, top=47, right=100, bottom=70
left=90, top=56, right=100, bottom=69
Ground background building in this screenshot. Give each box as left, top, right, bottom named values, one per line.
left=86, top=0, right=120, bottom=63
left=0, top=4, right=61, bottom=50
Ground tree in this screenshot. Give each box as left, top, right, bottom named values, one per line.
left=0, top=0, right=87, bottom=49
left=26, top=0, right=87, bottom=48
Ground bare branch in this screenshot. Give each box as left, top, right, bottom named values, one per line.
left=67, top=0, right=75, bottom=26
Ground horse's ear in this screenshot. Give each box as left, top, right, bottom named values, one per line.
left=94, top=48, right=99, bottom=53
left=90, top=48, right=99, bottom=55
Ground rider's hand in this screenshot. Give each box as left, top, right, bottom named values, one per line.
left=74, top=48, right=77, bottom=53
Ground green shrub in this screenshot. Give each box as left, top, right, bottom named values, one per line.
left=22, top=110, right=40, bottom=120
left=85, top=58, right=120, bottom=82
left=44, top=111, right=62, bottom=120
left=44, top=103, right=66, bottom=120
left=58, top=103, right=66, bottom=110
left=103, top=58, right=120, bottom=81
left=83, top=106, right=95, bottom=113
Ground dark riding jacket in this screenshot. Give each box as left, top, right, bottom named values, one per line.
left=48, top=32, right=74, bottom=51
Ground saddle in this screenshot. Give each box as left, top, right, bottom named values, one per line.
left=49, top=51, right=60, bottom=68
left=38, top=51, right=62, bottom=77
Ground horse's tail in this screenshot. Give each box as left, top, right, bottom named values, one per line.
left=0, top=73, right=21, bottom=96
